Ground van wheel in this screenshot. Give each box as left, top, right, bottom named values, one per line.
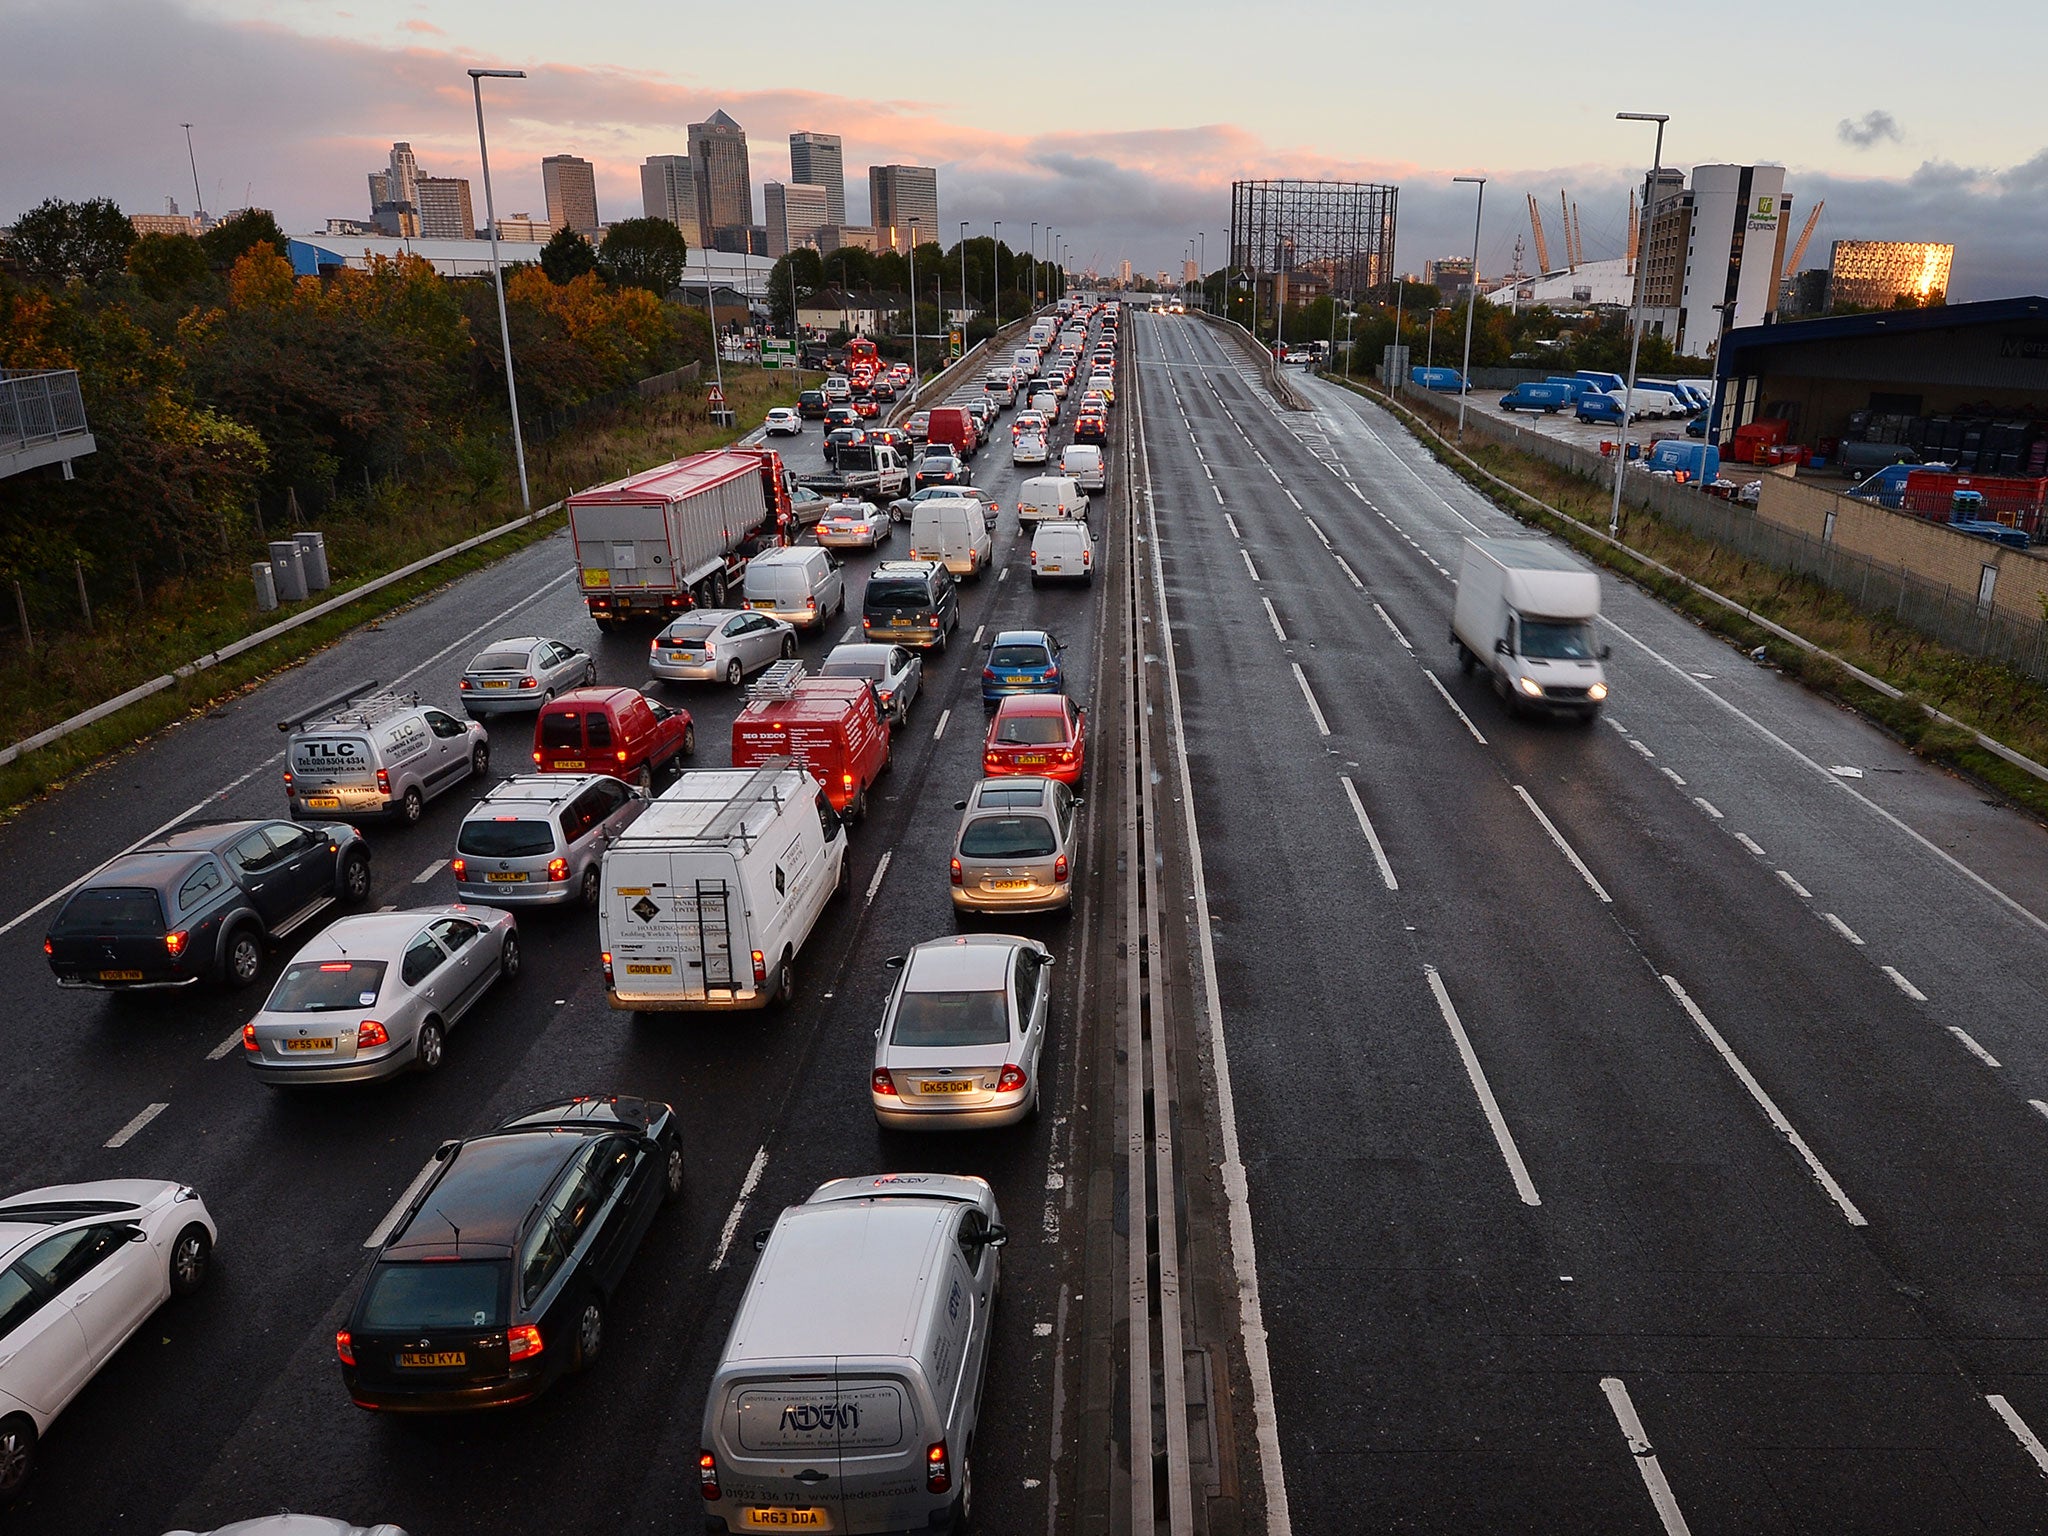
left=1456, top=643, right=1476, bottom=676
left=579, top=866, right=601, bottom=908
left=0, top=1415, right=36, bottom=1504
left=850, top=786, right=868, bottom=821
left=572, top=1295, right=605, bottom=1371
left=772, top=953, right=796, bottom=1006
left=220, top=924, right=264, bottom=989
left=414, top=1019, right=445, bottom=1073
left=471, top=743, right=490, bottom=779
left=399, top=786, right=424, bottom=825
left=725, top=658, right=744, bottom=686
left=954, top=1451, right=975, bottom=1530
left=834, top=853, right=852, bottom=901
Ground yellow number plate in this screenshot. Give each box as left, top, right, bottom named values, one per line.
left=987, top=879, right=1032, bottom=891
left=398, top=1351, right=467, bottom=1368
left=99, top=969, right=144, bottom=981
left=304, top=797, right=340, bottom=810
left=625, top=962, right=672, bottom=976
left=481, top=680, right=510, bottom=689
left=283, top=1038, right=335, bottom=1052
left=745, top=1510, right=827, bottom=1529
left=921, top=1079, right=976, bottom=1094
left=554, top=759, right=585, bottom=770
left=485, top=872, right=527, bottom=883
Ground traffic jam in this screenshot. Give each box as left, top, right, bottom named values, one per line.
left=6, top=296, right=1127, bottom=1533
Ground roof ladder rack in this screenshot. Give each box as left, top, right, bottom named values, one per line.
left=746, top=660, right=807, bottom=702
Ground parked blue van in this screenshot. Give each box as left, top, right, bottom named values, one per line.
left=1645, top=439, right=1720, bottom=481
left=1499, top=381, right=1575, bottom=414
left=1409, top=366, right=1471, bottom=393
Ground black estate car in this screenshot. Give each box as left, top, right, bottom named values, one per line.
left=796, top=389, right=828, bottom=421
left=339, top=1095, right=684, bottom=1412
left=44, top=819, right=371, bottom=991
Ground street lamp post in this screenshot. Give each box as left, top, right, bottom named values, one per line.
left=1197, top=231, right=1206, bottom=312
left=1611, top=111, right=1669, bottom=536
left=1453, top=175, right=1486, bottom=437
left=1029, top=222, right=1037, bottom=310
left=1426, top=307, right=1438, bottom=371
left=468, top=68, right=531, bottom=512
left=960, top=222, right=969, bottom=355
left=1392, top=272, right=1406, bottom=394
left=907, top=219, right=921, bottom=383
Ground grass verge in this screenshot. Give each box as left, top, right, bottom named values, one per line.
left=1338, top=376, right=2048, bottom=822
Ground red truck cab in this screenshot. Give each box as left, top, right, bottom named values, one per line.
left=533, top=687, right=695, bottom=791
left=730, top=664, right=889, bottom=818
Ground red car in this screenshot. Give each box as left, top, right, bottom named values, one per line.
left=851, top=396, right=881, bottom=419
left=983, top=695, right=1086, bottom=785
left=533, top=687, right=695, bottom=791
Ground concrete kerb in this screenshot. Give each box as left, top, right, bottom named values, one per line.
left=1339, top=376, right=2048, bottom=791
left=1191, top=311, right=1311, bottom=412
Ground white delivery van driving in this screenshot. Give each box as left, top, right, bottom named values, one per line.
left=1450, top=537, right=1610, bottom=720
left=600, top=763, right=848, bottom=1010
left=744, top=546, right=844, bottom=631
left=698, top=1174, right=1006, bottom=1534
left=1016, top=475, right=1087, bottom=527
left=908, top=497, right=993, bottom=580
left=1060, top=444, right=1106, bottom=492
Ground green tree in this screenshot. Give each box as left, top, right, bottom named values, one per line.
left=127, top=232, right=211, bottom=301
left=823, top=244, right=877, bottom=293
left=600, top=217, right=690, bottom=296
left=540, top=227, right=599, bottom=285
left=8, top=197, right=136, bottom=285
left=199, top=209, right=287, bottom=269
left=767, top=248, right=824, bottom=333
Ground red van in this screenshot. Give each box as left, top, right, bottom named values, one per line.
left=533, top=686, right=695, bottom=790
left=925, top=405, right=981, bottom=462
left=731, top=669, right=890, bottom=818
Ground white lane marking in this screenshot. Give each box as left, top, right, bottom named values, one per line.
left=1223, top=513, right=1241, bottom=539
left=1265, top=466, right=1284, bottom=484
left=1212, top=486, right=1224, bottom=503
left=973, top=625, right=985, bottom=644
left=1988, top=1394, right=2048, bottom=1478
left=1340, top=777, right=1398, bottom=891
left=934, top=708, right=951, bottom=741
left=412, top=859, right=447, bottom=884
left=1332, top=555, right=1365, bottom=590
left=1628, top=738, right=1656, bottom=760
left=377, top=903, right=397, bottom=913
left=1823, top=912, right=1865, bottom=946
left=1733, top=833, right=1767, bottom=857
left=206, top=1029, right=244, bottom=1062
left=710, top=1145, right=770, bottom=1272
left=1512, top=785, right=1612, bottom=903
left=1423, top=670, right=1488, bottom=745
left=1424, top=967, right=1540, bottom=1206
left=2032, top=1101, right=2048, bottom=1124
left=999, top=568, right=1009, bottom=582
left=1659, top=766, right=1687, bottom=788
left=1607, top=717, right=1630, bottom=734
left=1291, top=664, right=1330, bottom=736
left=840, top=624, right=858, bottom=642
left=1283, top=490, right=1302, bottom=509
left=1661, top=975, right=1867, bottom=1225
left=1204, top=465, right=1214, bottom=481
left=1261, top=598, right=1287, bottom=642
left=863, top=850, right=892, bottom=908
left=104, top=1102, right=168, bottom=1149
left=1601, top=610, right=2048, bottom=942
left=1240, top=549, right=1262, bottom=582
left=364, top=1153, right=446, bottom=1248
left=1949, top=1027, right=2002, bottom=1068
left=1882, top=965, right=1927, bottom=1002
left=1694, top=797, right=1723, bottom=819
left=1777, top=870, right=1812, bottom=899
left=1601, top=1378, right=1693, bottom=1536
left=1371, top=603, right=1411, bottom=650
left=1303, top=516, right=1331, bottom=548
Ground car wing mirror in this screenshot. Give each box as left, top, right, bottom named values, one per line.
left=954, top=800, right=968, bottom=811
left=125, top=1224, right=150, bottom=1242
left=1493, top=638, right=1511, bottom=656
left=885, top=955, right=906, bottom=969
left=753, top=1228, right=772, bottom=1253
left=1599, top=644, right=1613, bottom=660
left=982, top=1223, right=1009, bottom=1248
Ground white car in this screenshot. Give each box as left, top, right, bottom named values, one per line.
left=764, top=406, right=802, bottom=436
left=814, top=500, right=892, bottom=550
left=0, top=1179, right=218, bottom=1501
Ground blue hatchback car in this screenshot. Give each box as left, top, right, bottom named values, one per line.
left=981, top=629, right=1066, bottom=706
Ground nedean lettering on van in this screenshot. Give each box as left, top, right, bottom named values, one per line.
left=778, top=1399, right=859, bottom=1434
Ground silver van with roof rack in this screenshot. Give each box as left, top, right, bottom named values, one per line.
left=280, top=681, right=488, bottom=825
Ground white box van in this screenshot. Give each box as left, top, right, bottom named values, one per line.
left=1030, top=519, right=1095, bottom=585
left=698, top=1174, right=1007, bottom=1534
left=1450, top=537, right=1610, bottom=720
left=744, top=546, right=844, bottom=630
left=280, top=683, right=488, bottom=824
left=1012, top=347, right=1041, bottom=377
left=1016, top=475, right=1087, bottom=527
left=600, top=764, right=849, bottom=1009
left=1060, top=443, right=1106, bottom=492
left=908, top=498, right=993, bottom=579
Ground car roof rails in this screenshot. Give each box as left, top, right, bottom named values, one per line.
left=278, top=681, right=421, bottom=733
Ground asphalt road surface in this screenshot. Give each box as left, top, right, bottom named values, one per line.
left=1132, top=309, right=2048, bottom=1533
left=0, top=319, right=1118, bottom=1535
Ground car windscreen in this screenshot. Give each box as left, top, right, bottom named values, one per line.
left=994, top=714, right=1067, bottom=745
left=1519, top=620, right=1598, bottom=661
left=989, top=644, right=1049, bottom=668
left=960, top=815, right=1057, bottom=858
left=360, top=1260, right=508, bottom=1330
left=538, top=712, right=584, bottom=751
left=470, top=651, right=531, bottom=673
left=458, top=818, right=557, bottom=857
left=52, top=887, right=164, bottom=935
left=865, top=579, right=932, bottom=612
left=891, top=988, right=1011, bottom=1047
left=267, top=958, right=390, bottom=1012
left=821, top=660, right=887, bottom=681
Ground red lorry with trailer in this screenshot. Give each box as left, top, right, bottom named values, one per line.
left=729, top=662, right=890, bottom=819
left=568, top=448, right=791, bottom=629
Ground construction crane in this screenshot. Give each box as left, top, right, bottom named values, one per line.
left=1559, top=190, right=1575, bottom=271
left=1527, top=193, right=1551, bottom=274
left=1786, top=199, right=1825, bottom=273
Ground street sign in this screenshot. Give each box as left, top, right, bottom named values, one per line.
left=760, top=338, right=797, bottom=369
left=948, top=329, right=963, bottom=361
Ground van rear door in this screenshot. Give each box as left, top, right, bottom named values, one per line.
left=832, top=1374, right=925, bottom=1530
left=604, top=850, right=743, bottom=1003
left=725, top=1375, right=916, bottom=1529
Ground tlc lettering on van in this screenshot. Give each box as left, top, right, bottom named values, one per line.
left=384, top=718, right=429, bottom=762
left=292, top=739, right=370, bottom=772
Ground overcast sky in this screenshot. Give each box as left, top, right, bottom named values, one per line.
left=6, top=0, right=2046, bottom=298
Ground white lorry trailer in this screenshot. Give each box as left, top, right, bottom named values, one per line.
left=1451, top=537, right=1610, bottom=720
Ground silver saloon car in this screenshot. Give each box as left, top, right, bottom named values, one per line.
left=648, top=608, right=797, bottom=685
left=814, top=500, right=892, bottom=550
left=458, top=637, right=596, bottom=716
left=819, top=642, right=922, bottom=725
left=242, top=907, right=518, bottom=1084
left=949, top=777, right=1080, bottom=914
left=871, top=934, right=1053, bottom=1129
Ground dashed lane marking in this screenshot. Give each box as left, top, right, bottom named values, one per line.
left=1423, top=670, right=1488, bottom=745
left=1514, top=785, right=1612, bottom=904
left=1425, top=967, right=1540, bottom=1206
left=1882, top=965, right=1926, bottom=1002
left=934, top=708, right=951, bottom=741
left=1261, top=598, right=1287, bottom=642
left=1371, top=602, right=1411, bottom=649
left=1291, top=664, right=1330, bottom=736
left=863, top=851, right=892, bottom=908
left=1601, top=1378, right=1694, bottom=1536
left=1340, top=777, right=1398, bottom=891
left=105, top=1102, right=168, bottom=1150
left=1777, top=870, right=1812, bottom=899
left=412, top=859, right=446, bottom=884
left=1949, top=1027, right=2001, bottom=1068
left=1241, top=550, right=1262, bottom=582
left=1823, top=912, right=1865, bottom=946
left=709, top=1145, right=770, bottom=1271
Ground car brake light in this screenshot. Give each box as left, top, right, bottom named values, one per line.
left=982, top=668, right=996, bottom=681
left=752, top=949, right=767, bottom=986
left=601, top=950, right=614, bottom=984
left=282, top=770, right=294, bottom=791
left=1057, top=748, right=1074, bottom=764
left=702, top=638, right=716, bottom=656
left=997, top=1064, right=1028, bottom=1094
left=243, top=1023, right=257, bottom=1051
left=544, top=857, right=570, bottom=883
left=806, top=596, right=816, bottom=610
left=356, top=1020, right=388, bottom=1048
left=927, top=1439, right=951, bottom=1494
left=532, top=751, right=542, bottom=764
left=451, top=857, right=466, bottom=879
left=459, top=677, right=472, bottom=690
left=949, top=857, right=963, bottom=886
left=521, top=676, right=537, bottom=689
left=376, top=768, right=391, bottom=795
left=872, top=1067, right=899, bottom=1097
left=335, top=1329, right=355, bottom=1366
left=164, top=930, right=188, bottom=957
left=508, top=1323, right=544, bottom=1361
left=699, top=1451, right=722, bottom=1501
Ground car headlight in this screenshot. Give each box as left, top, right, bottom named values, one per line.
left=1587, top=682, right=1609, bottom=702
left=1517, top=676, right=1544, bottom=698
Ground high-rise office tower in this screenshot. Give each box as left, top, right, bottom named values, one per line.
left=366, top=141, right=424, bottom=234
left=788, top=132, right=846, bottom=226
left=689, top=111, right=754, bottom=249
left=640, top=155, right=701, bottom=245
left=541, top=154, right=601, bottom=236
left=868, top=164, right=939, bottom=254
left=765, top=182, right=830, bottom=258
left=414, top=176, right=474, bottom=240
left=387, top=142, right=420, bottom=206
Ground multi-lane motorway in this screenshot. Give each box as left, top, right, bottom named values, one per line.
left=13, top=302, right=2048, bottom=1535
